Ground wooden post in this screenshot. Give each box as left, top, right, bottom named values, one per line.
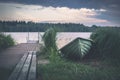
left=38, top=32, right=39, bottom=43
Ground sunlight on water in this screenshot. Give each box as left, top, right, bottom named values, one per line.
left=5, top=32, right=91, bottom=49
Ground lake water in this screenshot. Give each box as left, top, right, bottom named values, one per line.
left=5, top=32, right=92, bottom=49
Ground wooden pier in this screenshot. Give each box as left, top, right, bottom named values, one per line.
left=0, top=43, right=39, bottom=80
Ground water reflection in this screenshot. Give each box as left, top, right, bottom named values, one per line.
left=5, top=32, right=91, bottom=49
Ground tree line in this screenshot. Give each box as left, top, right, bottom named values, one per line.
left=0, top=21, right=119, bottom=32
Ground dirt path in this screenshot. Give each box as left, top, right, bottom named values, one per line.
left=0, top=43, right=39, bottom=80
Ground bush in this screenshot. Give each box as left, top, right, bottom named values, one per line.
left=0, top=33, right=15, bottom=51
left=90, top=28, right=120, bottom=64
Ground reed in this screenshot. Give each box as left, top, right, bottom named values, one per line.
left=90, top=28, right=120, bottom=65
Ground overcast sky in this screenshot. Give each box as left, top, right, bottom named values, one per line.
left=0, top=0, right=120, bottom=26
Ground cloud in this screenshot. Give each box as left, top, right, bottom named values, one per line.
left=0, top=0, right=119, bottom=26
left=1, top=0, right=119, bottom=9
left=0, top=3, right=117, bottom=26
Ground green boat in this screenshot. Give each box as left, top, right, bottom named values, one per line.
left=59, top=37, right=93, bottom=60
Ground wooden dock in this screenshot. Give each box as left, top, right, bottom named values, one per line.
left=0, top=43, right=39, bottom=80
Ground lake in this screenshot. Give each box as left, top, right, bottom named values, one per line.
left=5, top=32, right=92, bottom=49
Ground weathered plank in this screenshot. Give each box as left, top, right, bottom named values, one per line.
left=17, top=52, right=32, bottom=80
left=8, top=53, right=28, bottom=80
left=8, top=51, right=36, bottom=80
left=28, top=51, right=36, bottom=80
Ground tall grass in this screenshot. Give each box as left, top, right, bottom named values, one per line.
left=38, top=60, right=120, bottom=80
left=0, top=33, right=15, bottom=51
left=42, top=27, right=57, bottom=51
left=42, top=27, right=60, bottom=62
left=90, top=28, right=120, bottom=65
left=38, top=28, right=120, bottom=80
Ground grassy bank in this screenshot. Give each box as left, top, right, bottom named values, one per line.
left=37, top=28, right=120, bottom=80
left=37, top=53, right=120, bottom=80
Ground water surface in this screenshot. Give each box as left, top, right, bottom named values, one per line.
left=5, top=32, right=92, bottom=49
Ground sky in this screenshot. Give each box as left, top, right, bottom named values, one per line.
left=0, top=0, right=120, bottom=26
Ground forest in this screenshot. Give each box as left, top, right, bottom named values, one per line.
left=0, top=21, right=119, bottom=32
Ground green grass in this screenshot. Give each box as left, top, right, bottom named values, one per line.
left=90, top=28, right=120, bottom=65
left=37, top=28, right=120, bottom=80
left=0, top=33, right=15, bottom=52
left=37, top=59, right=120, bottom=80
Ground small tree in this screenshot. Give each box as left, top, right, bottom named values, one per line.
left=42, top=27, right=60, bottom=62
